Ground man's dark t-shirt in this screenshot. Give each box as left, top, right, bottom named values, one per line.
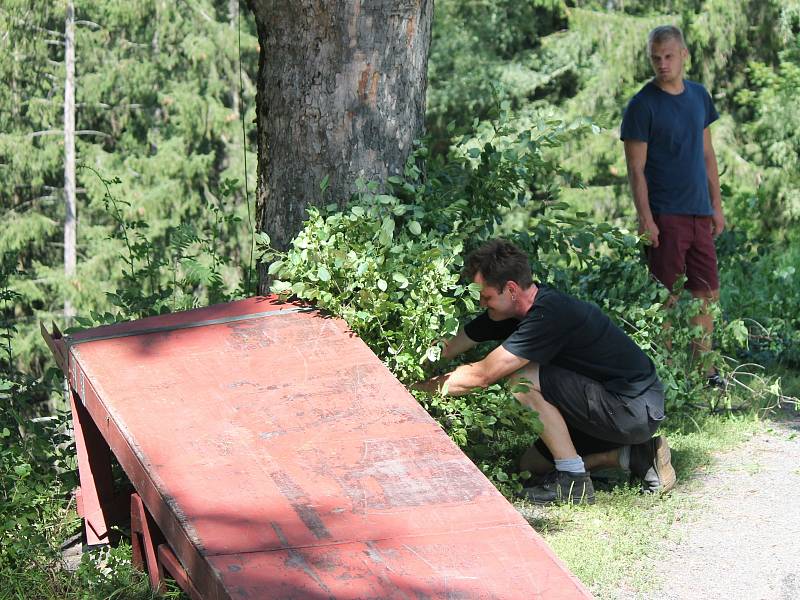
left=620, top=80, right=718, bottom=216
left=464, top=286, right=657, bottom=396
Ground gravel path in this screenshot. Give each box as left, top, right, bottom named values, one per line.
left=615, top=418, right=800, bottom=600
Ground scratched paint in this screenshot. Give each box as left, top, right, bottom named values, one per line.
left=63, top=297, right=592, bottom=599
left=225, top=321, right=277, bottom=352
left=269, top=471, right=332, bottom=541
left=336, top=436, right=492, bottom=511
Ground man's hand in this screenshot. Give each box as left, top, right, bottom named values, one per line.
left=703, top=127, right=723, bottom=238
left=410, top=378, right=442, bottom=394
left=711, top=209, right=725, bottom=238
left=639, top=218, right=660, bottom=248
left=411, top=346, right=529, bottom=397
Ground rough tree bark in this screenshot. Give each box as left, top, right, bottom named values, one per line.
left=246, top=1, right=434, bottom=293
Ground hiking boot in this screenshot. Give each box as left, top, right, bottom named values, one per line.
left=522, top=471, right=595, bottom=505
left=706, top=371, right=727, bottom=390
left=525, top=470, right=559, bottom=487
left=630, top=435, right=676, bottom=494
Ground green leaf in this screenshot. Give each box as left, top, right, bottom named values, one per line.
left=319, top=174, right=330, bottom=193
left=271, top=280, right=292, bottom=293
left=408, top=220, right=422, bottom=235
left=377, top=278, right=388, bottom=292
left=267, top=260, right=284, bottom=275
left=425, top=346, right=441, bottom=362
left=318, top=266, right=331, bottom=282
left=392, top=272, right=409, bottom=288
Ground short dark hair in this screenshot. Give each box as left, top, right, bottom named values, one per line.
left=463, top=239, right=533, bottom=292
left=648, top=25, right=686, bottom=53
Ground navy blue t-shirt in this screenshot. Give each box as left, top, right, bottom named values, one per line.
left=464, top=286, right=658, bottom=396
left=620, top=80, right=718, bottom=216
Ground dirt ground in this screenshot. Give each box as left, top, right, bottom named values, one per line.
left=613, top=417, right=800, bottom=600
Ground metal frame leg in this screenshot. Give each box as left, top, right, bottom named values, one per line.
left=70, top=388, right=116, bottom=546
left=131, top=493, right=200, bottom=597
left=158, top=544, right=202, bottom=599
left=131, top=493, right=166, bottom=593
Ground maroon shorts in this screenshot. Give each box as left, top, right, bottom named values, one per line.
left=648, top=214, right=719, bottom=292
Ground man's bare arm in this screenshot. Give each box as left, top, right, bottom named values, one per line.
left=412, top=344, right=529, bottom=396
left=624, top=139, right=659, bottom=247
left=440, top=327, right=478, bottom=361
left=703, top=127, right=725, bottom=237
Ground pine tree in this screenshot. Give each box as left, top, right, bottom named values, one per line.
left=1, top=1, right=260, bottom=382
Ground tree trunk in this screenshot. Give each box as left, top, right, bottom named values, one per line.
left=246, top=0, right=433, bottom=293
left=229, top=0, right=240, bottom=117
left=64, top=0, right=76, bottom=319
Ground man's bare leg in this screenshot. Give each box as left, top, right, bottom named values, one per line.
left=690, top=288, right=719, bottom=376
left=509, top=363, right=580, bottom=461
left=510, top=364, right=596, bottom=503
left=659, top=292, right=680, bottom=354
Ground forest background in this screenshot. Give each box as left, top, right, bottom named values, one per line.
left=1, top=0, right=799, bottom=597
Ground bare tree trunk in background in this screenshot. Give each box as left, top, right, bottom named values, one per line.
left=246, top=1, right=434, bottom=293
left=229, top=0, right=240, bottom=117
left=64, top=0, right=76, bottom=320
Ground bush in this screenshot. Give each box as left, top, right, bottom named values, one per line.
left=260, top=109, right=754, bottom=492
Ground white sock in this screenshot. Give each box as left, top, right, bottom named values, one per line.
left=554, top=456, right=586, bottom=474
left=618, top=445, right=631, bottom=471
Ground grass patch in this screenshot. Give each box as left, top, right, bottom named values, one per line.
left=0, top=537, right=185, bottom=600
left=515, top=409, right=767, bottom=597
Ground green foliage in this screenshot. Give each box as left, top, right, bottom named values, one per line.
left=260, top=108, right=754, bottom=492
left=0, top=0, right=258, bottom=382
left=0, top=412, right=78, bottom=599
left=1, top=2, right=259, bottom=589
left=427, top=0, right=567, bottom=144
left=428, top=0, right=800, bottom=377
left=1, top=253, right=75, bottom=594
left=2, top=0, right=798, bottom=595
left=69, top=543, right=183, bottom=600
left=730, top=57, right=800, bottom=239
left=69, top=167, right=243, bottom=330
left=262, top=109, right=585, bottom=380
left=717, top=233, right=800, bottom=367
left=261, top=113, right=587, bottom=489
left=0, top=174, right=230, bottom=595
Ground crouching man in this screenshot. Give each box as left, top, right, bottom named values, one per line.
left=413, top=239, right=675, bottom=504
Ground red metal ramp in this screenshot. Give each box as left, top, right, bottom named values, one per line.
left=51, top=297, right=592, bottom=599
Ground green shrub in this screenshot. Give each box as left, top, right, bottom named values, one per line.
left=260, top=110, right=754, bottom=491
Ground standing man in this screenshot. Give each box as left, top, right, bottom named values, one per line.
left=413, top=239, right=675, bottom=505
left=621, top=25, right=725, bottom=385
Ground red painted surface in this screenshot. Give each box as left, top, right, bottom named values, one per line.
left=63, top=297, right=592, bottom=599
left=69, top=388, right=115, bottom=545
